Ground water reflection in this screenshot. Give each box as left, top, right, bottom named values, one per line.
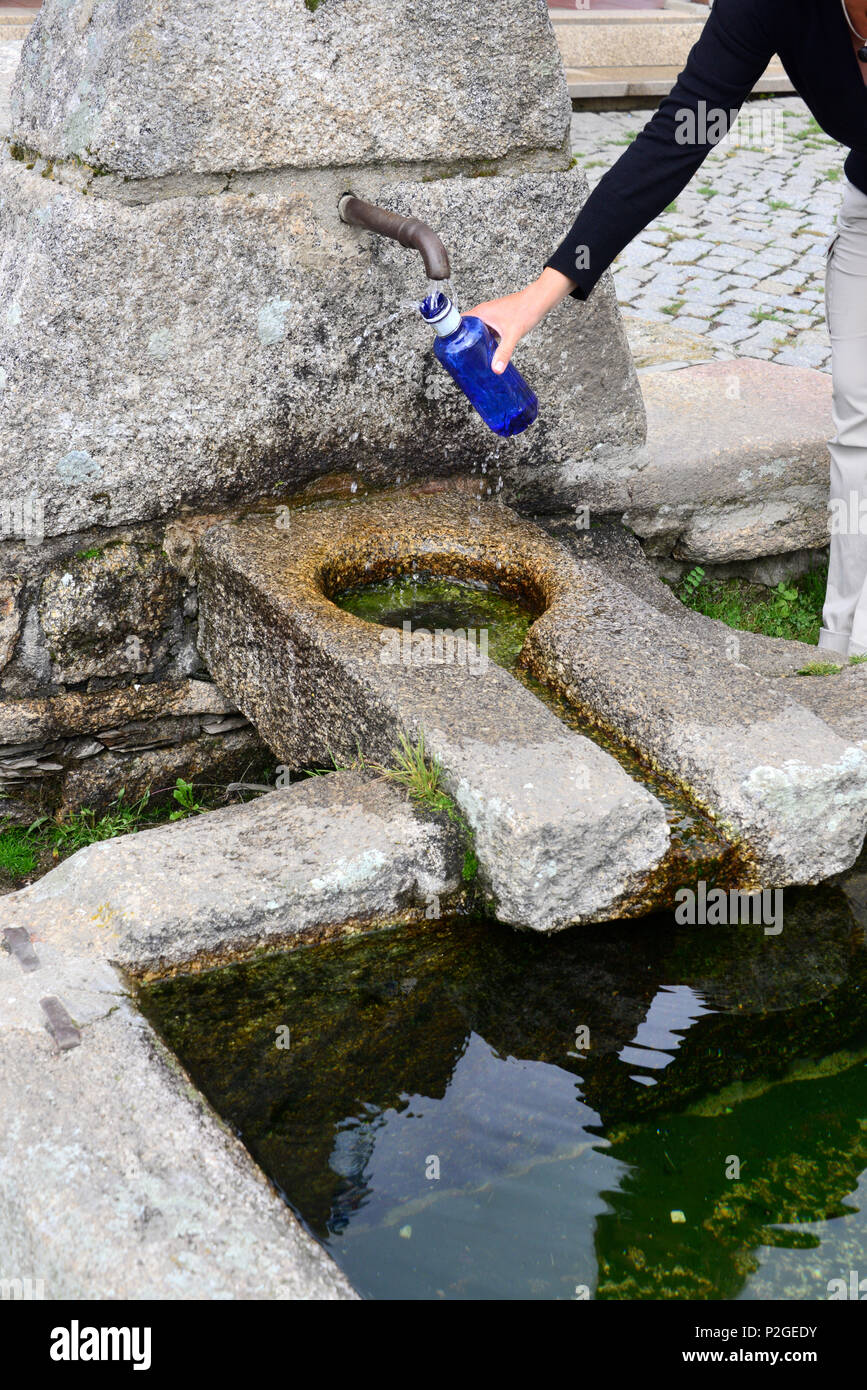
left=138, top=863, right=867, bottom=1300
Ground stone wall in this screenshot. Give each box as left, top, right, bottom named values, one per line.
left=0, top=512, right=266, bottom=821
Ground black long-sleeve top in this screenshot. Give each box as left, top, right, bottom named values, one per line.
left=545, top=0, right=867, bottom=297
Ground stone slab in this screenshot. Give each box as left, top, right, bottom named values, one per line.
left=523, top=550, right=867, bottom=884
left=10, top=0, right=570, bottom=177
left=0, top=770, right=464, bottom=973
left=619, top=358, right=834, bottom=562
left=783, top=664, right=867, bottom=753
left=0, top=678, right=237, bottom=745
left=0, top=949, right=357, bottom=1298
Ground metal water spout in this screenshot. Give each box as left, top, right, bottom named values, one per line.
left=338, top=194, right=451, bottom=280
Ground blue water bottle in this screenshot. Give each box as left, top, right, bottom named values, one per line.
left=419, top=292, right=538, bottom=437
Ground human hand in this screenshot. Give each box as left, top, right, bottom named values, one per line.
left=466, top=267, right=578, bottom=374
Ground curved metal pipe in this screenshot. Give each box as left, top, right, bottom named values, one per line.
left=338, top=194, right=451, bottom=281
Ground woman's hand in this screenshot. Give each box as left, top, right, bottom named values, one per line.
left=466, top=267, right=578, bottom=374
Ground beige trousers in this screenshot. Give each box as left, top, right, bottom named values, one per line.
left=820, top=177, right=867, bottom=659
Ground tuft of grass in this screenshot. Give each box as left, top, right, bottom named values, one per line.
left=0, top=827, right=38, bottom=877
left=675, top=565, right=827, bottom=644
left=382, top=731, right=455, bottom=818
left=661, top=300, right=685, bottom=316
left=29, top=787, right=156, bottom=852
left=795, top=661, right=842, bottom=677
left=850, top=653, right=867, bottom=665
left=382, top=733, right=479, bottom=892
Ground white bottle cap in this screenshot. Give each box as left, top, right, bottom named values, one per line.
left=424, top=295, right=462, bottom=337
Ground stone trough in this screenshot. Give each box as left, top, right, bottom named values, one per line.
left=196, top=488, right=867, bottom=926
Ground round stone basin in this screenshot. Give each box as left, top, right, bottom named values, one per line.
left=334, top=572, right=534, bottom=671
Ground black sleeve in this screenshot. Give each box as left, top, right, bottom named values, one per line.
left=545, top=0, right=778, bottom=298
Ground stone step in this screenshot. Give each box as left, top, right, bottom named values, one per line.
left=619, top=357, right=834, bottom=566
left=549, top=6, right=793, bottom=99
left=562, top=59, right=790, bottom=100
left=0, top=4, right=35, bottom=40
left=197, top=489, right=867, bottom=908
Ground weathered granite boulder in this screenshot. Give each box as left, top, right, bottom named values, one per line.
left=618, top=359, right=834, bottom=563
left=0, top=0, right=644, bottom=544
left=10, top=0, right=570, bottom=177
left=0, top=157, right=643, bottom=537
left=39, top=541, right=178, bottom=682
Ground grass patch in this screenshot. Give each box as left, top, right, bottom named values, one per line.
left=674, top=563, right=827, bottom=644
left=382, top=731, right=456, bottom=819
left=0, top=773, right=271, bottom=893
left=795, top=661, right=842, bottom=677
left=661, top=300, right=685, bottom=316
left=382, top=732, right=479, bottom=885
left=0, top=830, right=38, bottom=878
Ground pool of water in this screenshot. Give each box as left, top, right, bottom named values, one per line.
left=138, top=867, right=867, bottom=1300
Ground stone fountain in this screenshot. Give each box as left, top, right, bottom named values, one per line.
left=1, top=0, right=867, bottom=1303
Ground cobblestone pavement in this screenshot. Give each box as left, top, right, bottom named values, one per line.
left=0, top=46, right=842, bottom=375
left=571, top=98, right=843, bottom=372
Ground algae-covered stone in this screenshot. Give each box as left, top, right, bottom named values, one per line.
left=39, top=542, right=178, bottom=682
left=11, top=0, right=570, bottom=177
